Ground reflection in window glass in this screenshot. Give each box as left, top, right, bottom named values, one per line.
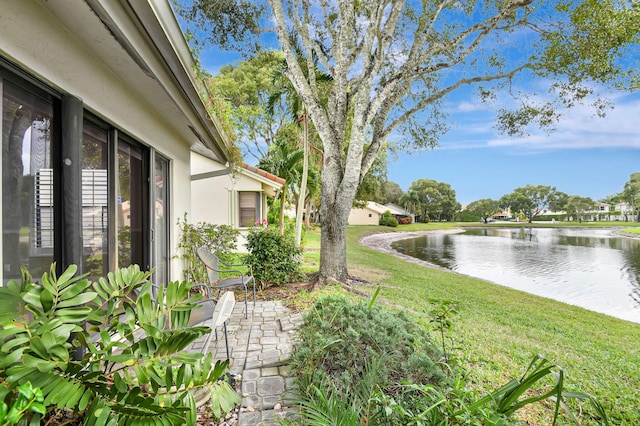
left=2, top=81, right=54, bottom=282
left=153, top=155, right=169, bottom=286
left=82, top=122, right=109, bottom=279
left=117, top=140, right=144, bottom=269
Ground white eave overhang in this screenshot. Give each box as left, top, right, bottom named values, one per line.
left=122, top=0, right=234, bottom=163
left=34, top=0, right=233, bottom=164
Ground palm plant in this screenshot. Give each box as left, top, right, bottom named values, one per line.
left=258, top=139, right=303, bottom=234
left=399, top=190, right=421, bottom=218
left=0, top=264, right=240, bottom=425
left=268, top=38, right=332, bottom=245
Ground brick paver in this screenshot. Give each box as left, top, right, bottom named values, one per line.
left=188, top=299, right=303, bottom=425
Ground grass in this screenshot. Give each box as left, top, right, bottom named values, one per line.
left=621, top=227, right=640, bottom=235
left=298, top=222, right=640, bottom=424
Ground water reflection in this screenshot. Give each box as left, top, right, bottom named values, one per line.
left=391, top=228, right=640, bottom=323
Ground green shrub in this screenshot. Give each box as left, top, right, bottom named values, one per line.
left=244, top=227, right=303, bottom=287
left=456, top=210, right=481, bottom=222
left=175, top=213, right=239, bottom=284
left=0, top=264, right=240, bottom=425
left=291, top=296, right=445, bottom=398
left=289, top=296, right=608, bottom=426
left=379, top=211, right=399, bottom=227
left=266, top=199, right=280, bottom=226
left=0, top=382, right=46, bottom=425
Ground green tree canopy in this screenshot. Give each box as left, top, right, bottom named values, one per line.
left=548, top=191, right=569, bottom=212
left=409, top=179, right=460, bottom=222
left=399, top=189, right=421, bottom=217
left=564, top=195, right=596, bottom=222
left=622, top=172, right=640, bottom=221
left=466, top=199, right=501, bottom=223
left=382, top=181, right=404, bottom=205
left=500, top=185, right=559, bottom=223
left=208, top=50, right=287, bottom=161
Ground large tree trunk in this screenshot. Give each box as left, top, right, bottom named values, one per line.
left=318, top=198, right=350, bottom=283
left=317, top=139, right=359, bottom=283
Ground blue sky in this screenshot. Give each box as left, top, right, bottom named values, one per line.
left=387, top=89, right=640, bottom=205
left=198, top=46, right=640, bottom=207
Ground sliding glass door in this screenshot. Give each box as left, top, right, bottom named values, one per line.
left=82, top=122, right=109, bottom=278
left=2, top=79, right=55, bottom=281
left=2, top=67, right=169, bottom=287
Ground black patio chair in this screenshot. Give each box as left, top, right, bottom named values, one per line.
left=195, top=247, right=255, bottom=319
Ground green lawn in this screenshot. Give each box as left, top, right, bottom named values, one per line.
left=621, top=227, right=640, bottom=235
left=299, top=222, right=640, bottom=424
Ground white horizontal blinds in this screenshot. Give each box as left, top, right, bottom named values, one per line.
left=35, top=169, right=54, bottom=249
left=81, top=169, right=108, bottom=253
left=239, top=192, right=259, bottom=227
left=81, top=122, right=109, bottom=279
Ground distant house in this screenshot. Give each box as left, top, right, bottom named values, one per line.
left=587, top=202, right=636, bottom=221
left=1, top=0, right=234, bottom=286
left=614, top=202, right=636, bottom=221
left=348, top=201, right=413, bottom=225
left=348, top=202, right=387, bottom=225
left=191, top=152, right=284, bottom=250
left=385, top=203, right=415, bottom=221
left=541, top=201, right=637, bottom=222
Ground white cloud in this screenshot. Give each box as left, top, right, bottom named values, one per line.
left=453, top=101, right=489, bottom=113
left=486, top=97, right=640, bottom=150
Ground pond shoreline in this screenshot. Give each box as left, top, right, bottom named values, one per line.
left=360, top=226, right=640, bottom=324
left=348, top=225, right=640, bottom=423
left=360, top=226, right=640, bottom=260
left=359, top=229, right=461, bottom=271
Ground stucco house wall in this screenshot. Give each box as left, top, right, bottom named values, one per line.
left=0, top=0, right=233, bottom=284
left=190, top=152, right=284, bottom=251
left=348, top=202, right=389, bottom=225
left=348, top=208, right=381, bottom=225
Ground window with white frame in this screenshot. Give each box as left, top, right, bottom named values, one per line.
left=239, top=192, right=261, bottom=227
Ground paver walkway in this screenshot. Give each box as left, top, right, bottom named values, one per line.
left=188, top=300, right=304, bottom=425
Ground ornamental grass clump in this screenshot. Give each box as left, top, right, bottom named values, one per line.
left=291, top=295, right=445, bottom=398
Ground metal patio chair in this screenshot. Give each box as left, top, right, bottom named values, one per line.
left=186, top=290, right=235, bottom=359
left=195, top=247, right=255, bottom=319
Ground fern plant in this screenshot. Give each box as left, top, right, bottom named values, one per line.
left=0, top=264, right=240, bottom=425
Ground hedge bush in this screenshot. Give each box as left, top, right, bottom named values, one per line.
left=244, top=226, right=303, bottom=287
left=175, top=213, right=239, bottom=284
left=379, top=211, right=399, bottom=227
left=291, top=295, right=445, bottom=397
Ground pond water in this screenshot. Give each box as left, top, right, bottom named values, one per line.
left=390, top=227, right=640, bottom=324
